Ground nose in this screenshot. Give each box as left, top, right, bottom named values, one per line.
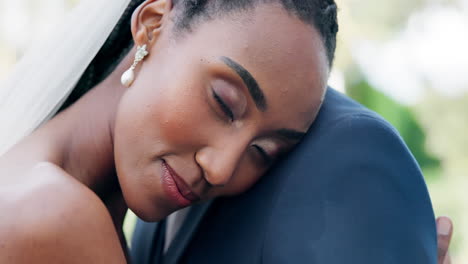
left=195, top=139, right=247, bottom=187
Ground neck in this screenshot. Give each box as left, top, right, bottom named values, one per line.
left=0, top=45, right=141, bottom=236
left=55, top=52, right=132, bottom=186
left=42, top=47, right=139, bottom=226
left=39, top=46, right=138, bottom=202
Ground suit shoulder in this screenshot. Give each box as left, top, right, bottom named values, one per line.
left=0, top=162, right=126, bottom=264
left=261, top=110, right=436, bottom=263
left=335, top=112, right=402, bottom=139
left=314, top=90, right=399, bottom=139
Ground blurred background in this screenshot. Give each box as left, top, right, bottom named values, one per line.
left=0, top=0, right=466, bottom=261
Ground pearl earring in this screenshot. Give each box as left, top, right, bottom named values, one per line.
left=121, top=44, right=149, bottom=87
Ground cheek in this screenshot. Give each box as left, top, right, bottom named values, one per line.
left=216, top=163, right=266, bottom=197
left=113, top=77, right=214, bottom=220
left=146, top=87, right=213, bottom=152
left=115, top=77, right=209, bottom=154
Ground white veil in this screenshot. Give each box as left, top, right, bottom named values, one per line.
left=0, top=0, right=131, bottom=155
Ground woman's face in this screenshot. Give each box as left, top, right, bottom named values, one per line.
left=114, top=1, right=329, bottom=221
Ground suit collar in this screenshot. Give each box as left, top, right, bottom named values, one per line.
left=162, top=200, right=214, bottom=264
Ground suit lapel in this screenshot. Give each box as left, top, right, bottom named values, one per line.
left=162, top=200, right=214, bottom=264
left=131, top=220, right=161, bottom=264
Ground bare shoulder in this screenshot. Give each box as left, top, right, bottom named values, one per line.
left=0, top=162, right=126, bottom=264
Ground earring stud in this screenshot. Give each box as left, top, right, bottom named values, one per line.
left=121, top=44, right=149, bottom=87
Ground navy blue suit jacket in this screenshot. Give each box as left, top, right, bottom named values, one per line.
left=131, top=88, right=437, bottom=264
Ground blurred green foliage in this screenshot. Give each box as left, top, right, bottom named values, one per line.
left=336, top=0, right=468, bottom=259
left=347, top=78, right=440, bottom=176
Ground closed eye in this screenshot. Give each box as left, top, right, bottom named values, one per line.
left=213, top=90, right=234, bottom=122
left=252, top=144, right=273, bottom=165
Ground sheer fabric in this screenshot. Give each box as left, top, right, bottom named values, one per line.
left=0, top=0, right=131, bottom=155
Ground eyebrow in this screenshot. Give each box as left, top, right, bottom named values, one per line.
left=220, top=56, right=267, bottom=112
left=274, top=129, right=306, bottom=141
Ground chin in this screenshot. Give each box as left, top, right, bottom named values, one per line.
left=134, top=209, right=168, bottom=222
left=126, top=196, right=173, bottom=222
left=116, top=164, right=173, bottom=222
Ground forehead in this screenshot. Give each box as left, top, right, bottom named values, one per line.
left=171, top=3, right=329, bottom=128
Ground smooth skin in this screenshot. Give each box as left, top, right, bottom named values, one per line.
left=0, top=0, right=454, bottom=263
left=0, top=0, right=327, bottom=263
left=437, top=216, right=454, bottom=264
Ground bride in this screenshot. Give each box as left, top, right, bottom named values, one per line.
left=0, top=0, right=454, bottom=263
left=0, top=0, right=336, bottom=262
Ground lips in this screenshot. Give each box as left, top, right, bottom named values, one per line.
left=161, top=160, right=200, bottom=208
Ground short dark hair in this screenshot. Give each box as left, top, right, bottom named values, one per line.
left=58, top=0, right=338, bottom=112
left=172, top=0, right=339, bottom=67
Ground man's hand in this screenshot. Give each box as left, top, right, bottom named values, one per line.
left=437, top=216, right=453, bottom=264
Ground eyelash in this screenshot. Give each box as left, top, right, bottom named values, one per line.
left=253, top=145, right=273, bottom=165
left=213, top=90, right=234, bottom=122
left=212, top=90, right=274, bottom=166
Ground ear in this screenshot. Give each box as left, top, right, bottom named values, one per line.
left=131, top=0, right=173, bottom=46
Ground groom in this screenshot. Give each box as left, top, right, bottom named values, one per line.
left=130, top=88, right=452, bottom=264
